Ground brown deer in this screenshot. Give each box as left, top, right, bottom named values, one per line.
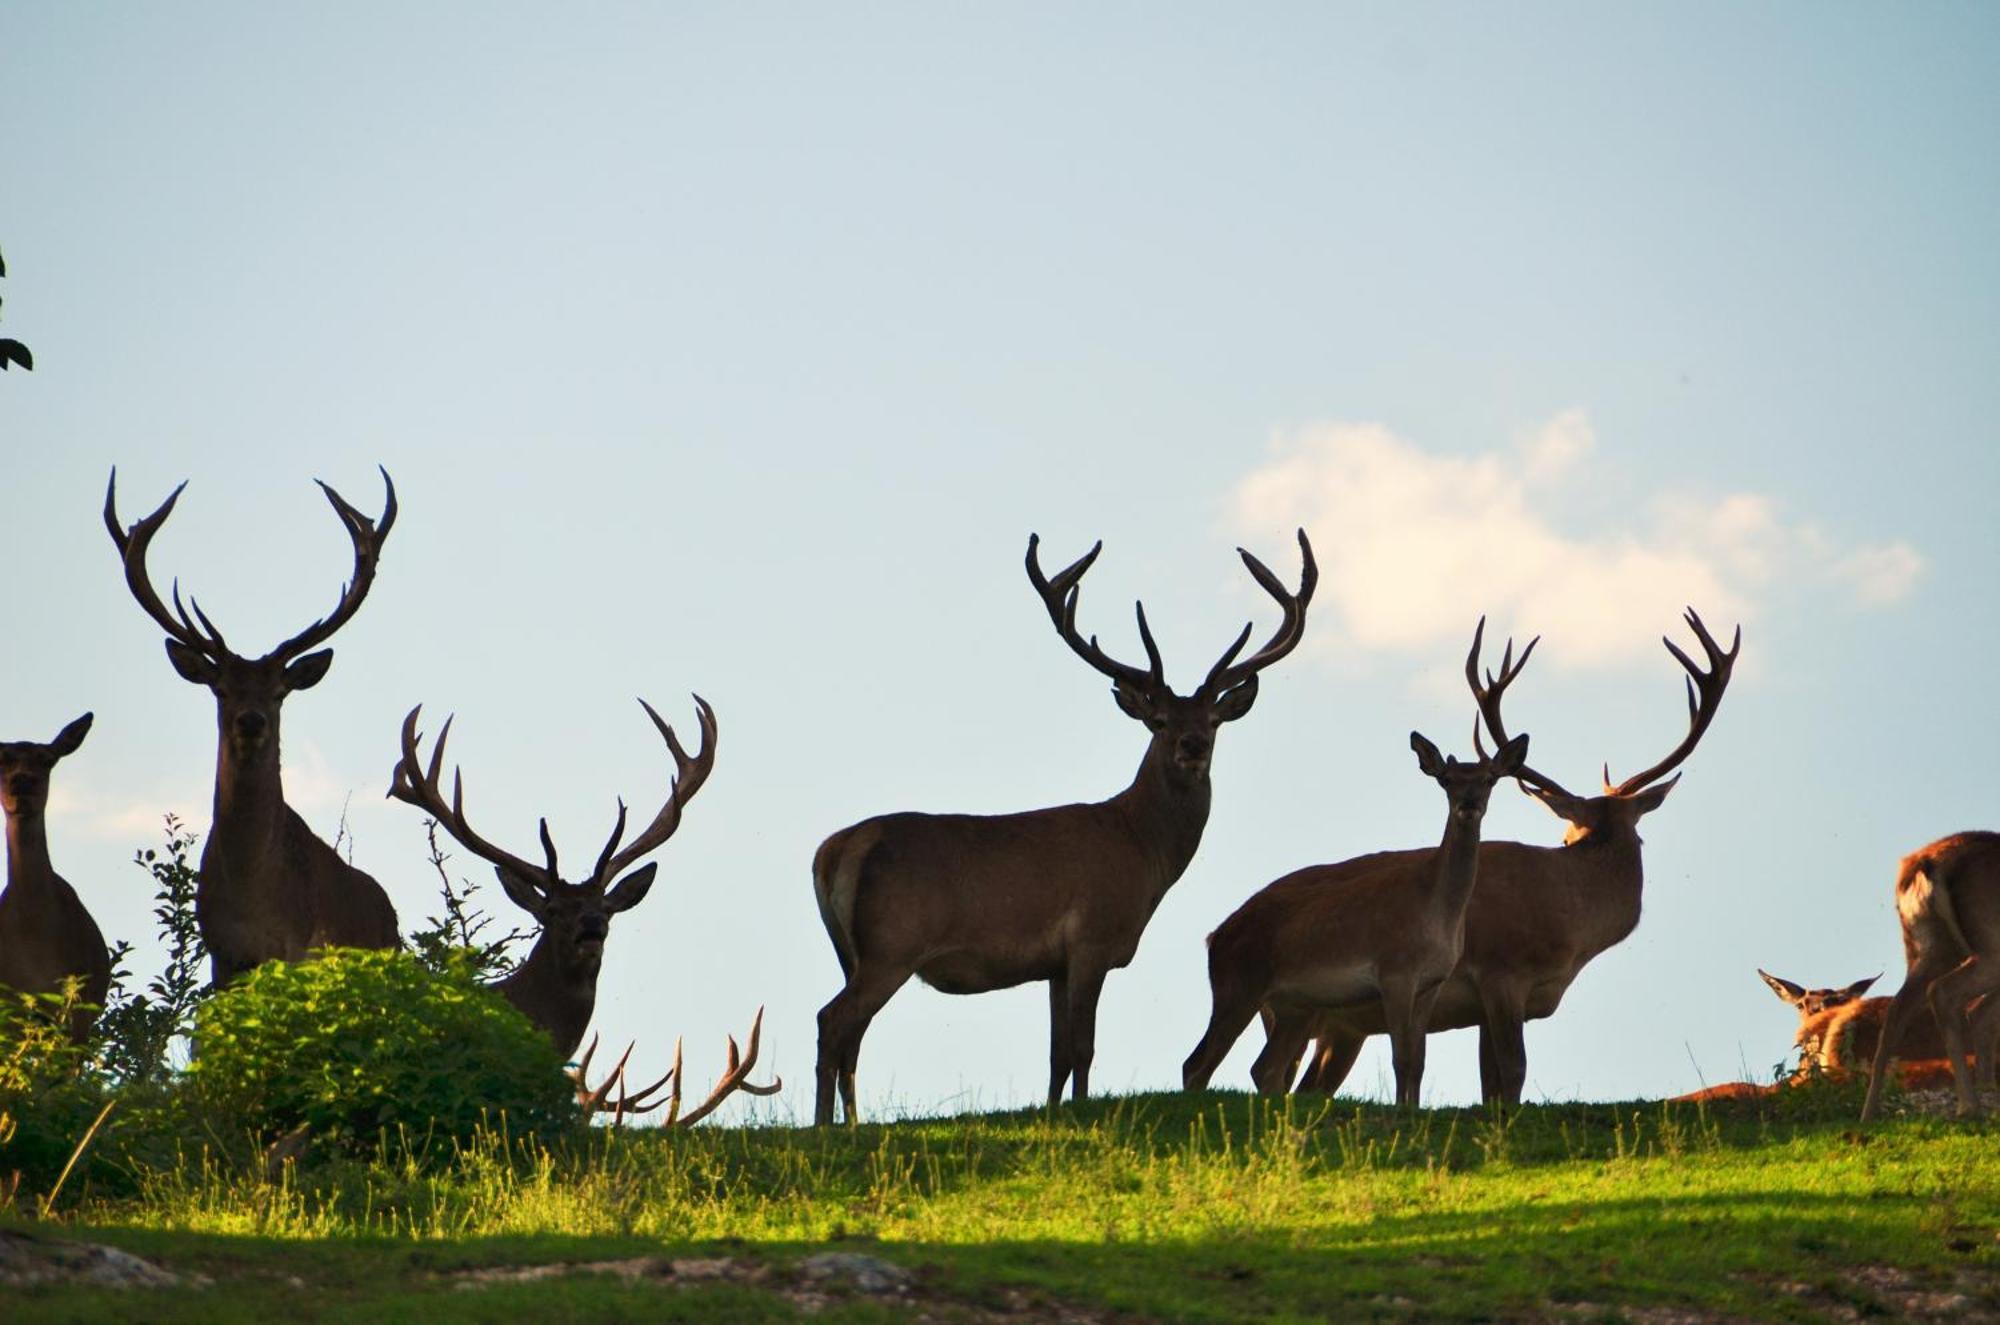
left=1861, top=832, right=2000, bottom=1119
left=1757, top=968, right=1879, bottom=1021
left=387, top=696, right=773, bottom=1113
left=1182, top=714, right=1530, bottom=1107
left=1283, top=610, right=1738, bottom=1104
left=0, top=714, right=109, bottom=1042
left=812, top=531, right=1316, bottom=1125
left=105, top=469, right=401, bottom=985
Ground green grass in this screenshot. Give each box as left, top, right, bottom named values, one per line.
left=8, top=1089, right=1998, bottom=1322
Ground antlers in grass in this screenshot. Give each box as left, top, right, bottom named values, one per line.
left=568, top=1007, right=781, bottom=1128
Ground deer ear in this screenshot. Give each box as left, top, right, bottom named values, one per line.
left=1410, top=731, right=1445, bottom=777
left=1758, top=969, right=1806, bottom=1006
left=50, top=713, right=93, bottom=756
left=1111, top=681, right=1155, bottom=723
left=1212, top=675, right=1259, bottom=723
left=1494, top=732, right=1531, bottom=777
left=1839, top=974, right=1881, bottom=1001
left=1626, top=774, right=1679, bottom=816
left=165, top=640, right=218, bottom=686
left=1524, top=782, right=1590, bottom=825
left=284, top=649, right=335, bottom=691
left=605, top=863, right=657, bottom=913
left=494, top=864, right=548, bottom=917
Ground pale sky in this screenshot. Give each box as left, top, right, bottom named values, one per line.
left=3, top=4, right=1997, bottom=1119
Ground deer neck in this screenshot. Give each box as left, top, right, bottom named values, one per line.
left=1110, top=738, right=1213, bottom=894
left=1552, top=824, right=1647, bottom=948
left=496, top=938, right=598, bottom=1058
left=211, top=722, right=287, bottom=856
left=4, top=809, right=53, bottom=895
left=1425, top=809, right=1486, bottom=926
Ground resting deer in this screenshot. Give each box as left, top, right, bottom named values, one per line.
left=1283, top=610, right=1738, bottom=1104
left=0, top=714, right=109, bottom=1042
left=1861, top=833, right=2000, bottom=1120
left=388, top=698, right=776, bottom=1119
left=1183, top=714, right=1530, bottom=1108
left=1757, top=968, right=1948, bottom=1072
left=105, top=470, right=400, bottom=985
left=812, top=531, right=1316, bottom=1124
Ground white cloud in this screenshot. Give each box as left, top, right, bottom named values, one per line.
left=1228, top=412, right=1922, bottom=671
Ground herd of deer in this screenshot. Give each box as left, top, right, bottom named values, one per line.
left=1, top=467, right=1994, bottom=1129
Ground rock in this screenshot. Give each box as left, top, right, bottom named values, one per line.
left=0, top=1229, right=184, bottom=1289
left=797, top=1251, right=912, bottom=1294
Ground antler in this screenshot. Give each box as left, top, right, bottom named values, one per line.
left=103, top=470, right=231, bottom=657
left=665, top=1006, right=782, bottom=1127
left=1465, top=616, right=1577, bottom=799
left=265, top=467, right=398, bottom=661
left=569, top=1033, right=678, bottom=1127
left=1199, top=529, right=1318, bottom=697
left=592, top=696, right=718, bottom=886
left=1602, top=607, right=1739, bottom=796
left=387, top=706, right=557, bottom=886
left=1025, top=536, right=1165, bottom=691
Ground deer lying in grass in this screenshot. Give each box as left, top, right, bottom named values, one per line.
left=1282, top=610, right=1738, bottom=1104
left=1861, top=832, right=2000, bottom=1120
left=105, top=469, right=400, bottom=985
left=812, top=531, right=1316, bottom=1124
left=0, top=715, right=109, bottom=1042
left=1182, top=713, right=1529, bottom=1107
left=389, top=698, right=777, bottom=1124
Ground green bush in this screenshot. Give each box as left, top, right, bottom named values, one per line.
left=0, top=981, right=111, bottom=1205
left=188, top=948, right=577, bottom=1154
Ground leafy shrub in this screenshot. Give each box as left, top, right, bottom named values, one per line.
left=406, top=818, right=532, bottom=982
left=94, top=815, right=208, bottom=1084
left=187, top=948, right=576, bottom=1154
left=0, top=981, right=110, bottom=1204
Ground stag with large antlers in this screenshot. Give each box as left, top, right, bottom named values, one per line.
left=1860, top=833, right=2000, bottom=1120
left=811, top=531, right=1316, bottom=1124
left=105, top=470, right=401, bottom=985
left=1278, top=610, right=1739, bottom=1104
left=387, top=697, right=777, bottom=1121
left=1183, top=715, right=1530, bottom=1107
left=0, top=714, right=109, bottom=1042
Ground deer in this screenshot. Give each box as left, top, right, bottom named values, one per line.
left=387, top=698, right=778, bottom=1120
left=0, top=714, right=109, bottom=1042
left=1277, top=609, right=1738, bottom=1104
left=811, top=530, right=1316, bottom=1125
left=1182, top=709, right=1531, bottom=1108
left=104, top=469, right=402, bottom=986
left=1860, top=832, right=2000, bottom=1120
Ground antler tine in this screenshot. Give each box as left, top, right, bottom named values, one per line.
left=1463, top=616, right=1575, bottom=798
left=669, top=1006, right=783, bottom=1129
left=598, top=696, right=719, bottom=883
left=590, top=799, right=630, bottom=888
left=104, top=470, right=229, bottom=655
left=1025, top=534, right=1162, bottom=690
left=1202, top=528, right=1318, bottom=696
left=265, top=466, right=397, bottom=662
left=387, top=705, right=553, bottom=885
left=1604, top=607, right=1740, bottom=797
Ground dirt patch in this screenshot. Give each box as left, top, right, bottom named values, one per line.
left=1763, top=1263, right=2000, bottom=1323
left=448, top=1250, right=1131, bottom=1321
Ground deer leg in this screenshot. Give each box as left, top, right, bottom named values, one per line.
left=814, top=965, right=911, bottom=1126
left=1928, top=954, right=1999, bottom=1117
left=1968, top=991, right=2000, bottom=1092
left=1861, top=960, right=1951, bottom=1122
left=1381, top=975, right=1430, bottom=1110
left=1182, top=983, right=1262, bottom=1091
left=1063, top=965, right=1109, bottom=1103
left=1250, top=1007, right=1314, bottom=1094
left=1475, top=983, right=1530, bottom=1106
left=1297, top=1030, right=1364, bottom=1095
left=1046, top=973, right=1074, bottom=1107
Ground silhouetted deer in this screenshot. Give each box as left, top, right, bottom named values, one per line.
left=1284, top=611, right=1738, bottom=1104
left=0, top=714, right=108, bottom=1041
left=812, top=531, right=1315, bottom=1124
left=1185, top=710, right=1529, bottom=1108
left=105, top=470, right=401, bottom=985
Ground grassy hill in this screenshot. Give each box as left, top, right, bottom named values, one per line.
left=7, top=1088, right=1997, bottom=1323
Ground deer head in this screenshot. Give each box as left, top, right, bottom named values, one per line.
left=1468, top=608, right=1739, bottom=843
left=387, top=697, right=717, bottom=1044
left=1410, top=727, right=1530, bottom=828
left=0, top=714, right=92, bottom=821
left=1025, top=530, right=1316, bottom=784
left=104, top=468, right=397, bottom=757
left=1759, top=969, right=1879, bottom=1020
